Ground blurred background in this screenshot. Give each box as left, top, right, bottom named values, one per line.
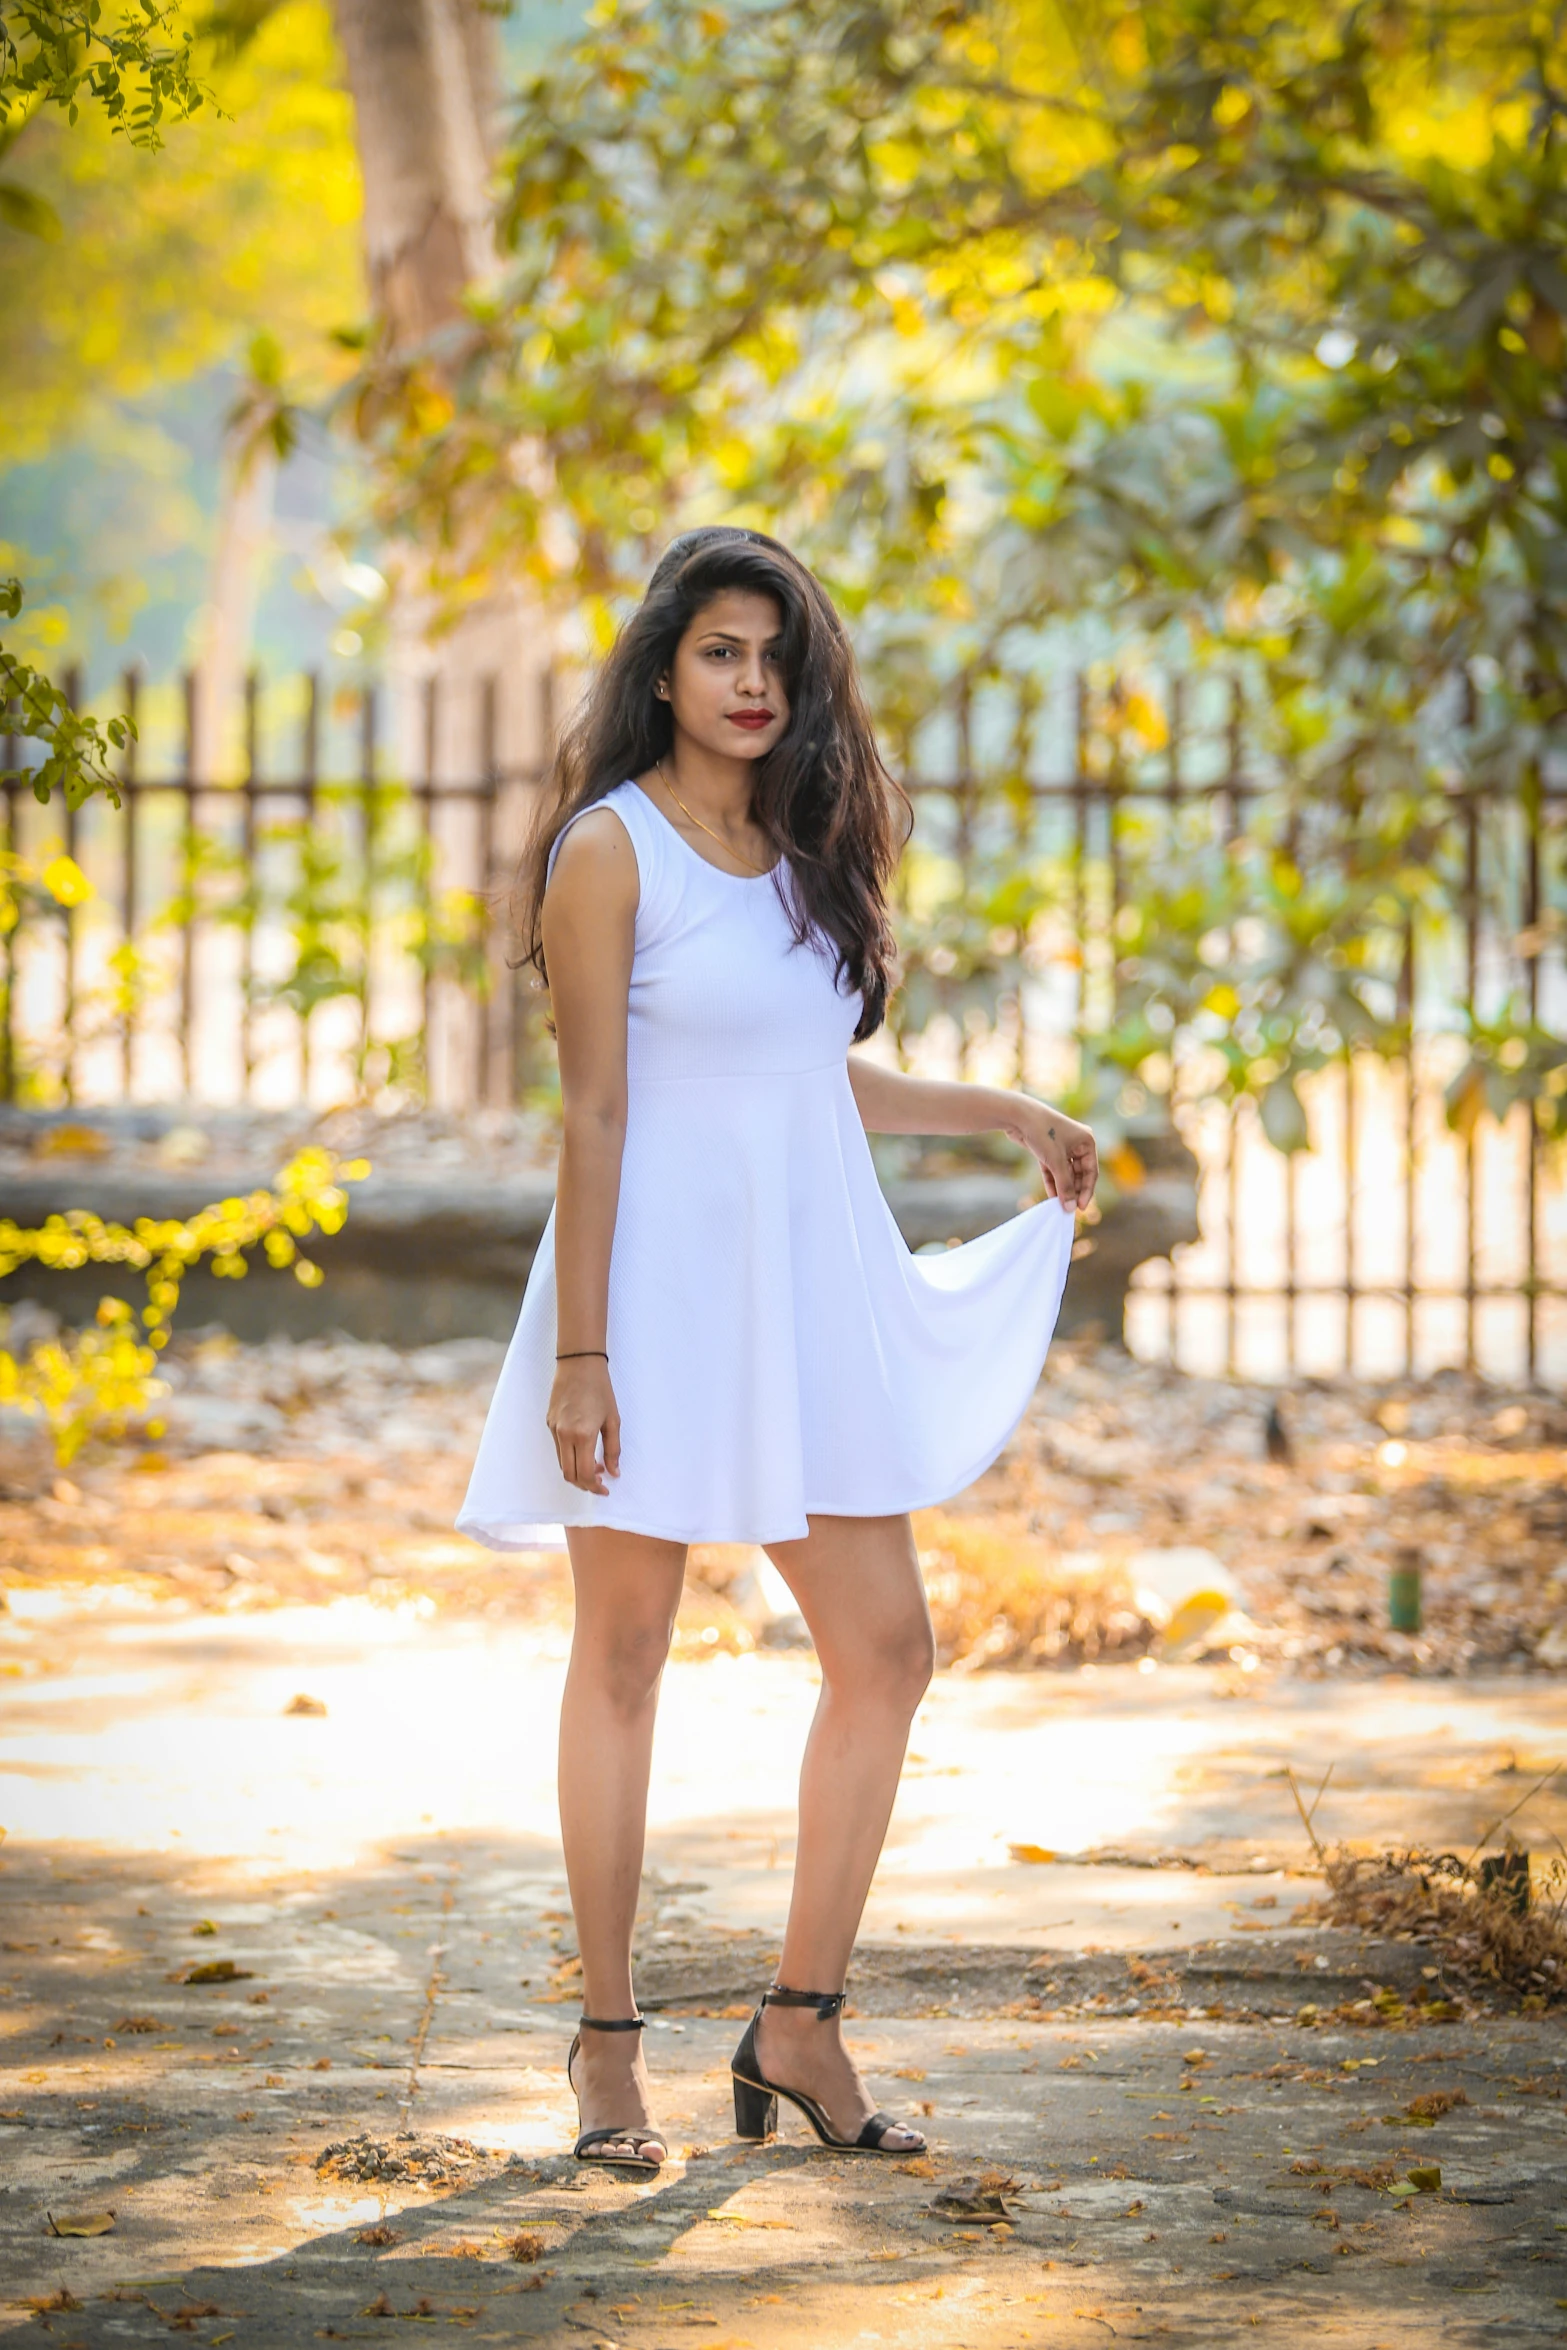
left=3, top=0, right=1564, bottom=1395
left=1, top=0, right=1565, bottom=1671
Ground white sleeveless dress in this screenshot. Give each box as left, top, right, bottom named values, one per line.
left=457, top=780, right=1075, bottom=1549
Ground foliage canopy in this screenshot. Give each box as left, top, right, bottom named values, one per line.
left=351, top=0, right=1565, bottom=1142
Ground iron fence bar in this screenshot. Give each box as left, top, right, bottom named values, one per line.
left=179, top=672, right=197, bottom=1096
left=1343, top=1046, right=1357, bottom=1377
left=61, top=664, right=82, bottom=1105
left=1106, top=677, right=1124, bottom=1036
left=420, top=676, right=438, bottom=1101
left=477, top=675, right=498, bottom=1107
left=1166, top=674, right=1183, bottom=810
left=120, top=669, right=140, bottom=1097
left=1463, top=781, right=1480, bottom=1373
left=1134, top=1279, right=1567, bottom=1303
left=1, top=739, right=15, bottom=1103
left=300, top=673, right=319, bottom=1107
left=1221, top=685, right=1242, bottom=1380
left=1402, top=914, right=1417, bottom=1379
left=1283, top=1147, right=1297, bottom=1381
left=1525, top=770, right=1542, bottom=1383
left=1071, top=673, right=1088, bottom=1044
left=242, top=670, right=259, bottom=1101
left=1165, top=675, right=1185, bottom=1370
left=1226, top=1103, right=1242, bottom=1379
left=359, top=681, right=377, bottom=1098
left=511, top=667, right=554, bottom=1105
left=955, top=669, right=974, bottom=1076
left=1010, top=675, right=1038, bottom=1087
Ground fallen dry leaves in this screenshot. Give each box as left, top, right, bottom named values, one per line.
left=1, top=1333, right=1564, bottom=1688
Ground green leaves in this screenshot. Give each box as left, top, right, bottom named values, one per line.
left=330, top=0, right=1565, bottom=1131
left=0, top=0, right=211, bottom=147
left=0, top=576, right=131, bottom=809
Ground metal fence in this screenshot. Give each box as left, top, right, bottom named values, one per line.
left=4, top=662, right=1563, bottom=1386
left=2, top=666, right=553, bottom=1114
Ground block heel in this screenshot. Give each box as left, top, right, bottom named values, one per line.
left=728, top=1984, right=926, bottom=2156
left=733, top=2070, right=778, bottom=2140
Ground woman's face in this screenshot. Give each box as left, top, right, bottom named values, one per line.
left=661, top=590, right=790, bottom=763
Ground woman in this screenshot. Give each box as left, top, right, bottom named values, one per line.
left=460, top=526, right=1097, bottom=2171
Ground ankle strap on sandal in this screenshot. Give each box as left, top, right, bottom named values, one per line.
left=578, top=2012, right=646, bottom=2032
left=762, top=1983, right=845, bottom=2020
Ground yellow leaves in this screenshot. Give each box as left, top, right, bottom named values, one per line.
left=41, top=854, right=92, bottom=906
left=0, top=1150, right=365, bottom=1461
left=3, top=2, right=363, bottom=460
left=33, top=1120, right=111, bottom=1157
left=1105, top=1141, right=1146, bottom=1191
left=1008, top=1844, right=1055, bottom=1865
left=1108, top=15, right=1146, bottom=77
left=1213, top=84, right=1251, bottom=128
left=45, top=2211, right=114, bottom=2238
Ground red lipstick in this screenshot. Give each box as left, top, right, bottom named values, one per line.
left=727, top=710, right=775, bottom=730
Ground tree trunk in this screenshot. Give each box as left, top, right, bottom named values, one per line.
left=192, top=437, right=277, bottom=785
left=329, top=0, right=498, bottom=347
left=331, top=0, right=550, bottom=1108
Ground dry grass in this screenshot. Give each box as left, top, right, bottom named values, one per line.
left=912, top=1511, right=1159, bottom=1670
left=1304, top=1844, right=1567, bottom=2009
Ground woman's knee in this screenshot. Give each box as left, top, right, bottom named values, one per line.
left=828, top=1614, right=935, bottom=1713
left=574, top=1608, right=675, bottom=1716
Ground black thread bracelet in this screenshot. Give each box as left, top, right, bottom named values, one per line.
left=556, top=1349, right=608, bottom=1360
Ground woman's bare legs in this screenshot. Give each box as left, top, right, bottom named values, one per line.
left=753, top=1513, right=934, bottom=2148
left=558, top=1525, right=687, bottom=2160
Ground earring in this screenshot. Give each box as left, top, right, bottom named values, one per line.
left=655, top=683, right=669, bottom=700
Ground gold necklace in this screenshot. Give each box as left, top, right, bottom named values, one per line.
left=655, top=760, right=772, bottom=875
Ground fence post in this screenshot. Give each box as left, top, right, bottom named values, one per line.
left=955, top=668, right=974, bottom=1074
left=61, top=662, right=82, bottom=1105
left=300, top=672, right=320, bottom=1107
left=419, top=675, right=438, bottom=1104
left=359, top=680, right=377, bottom=1099
left=180, top=670, right=197, bottom=1096
left=1524, top=747, right=1542, bottom=1385
left=242, top=669, right=259, bottom=1101
left=1463, top=774, right=1480, bottom=1376
left=120, top=668, right=140, bottom=1098
left=1401, top=911, right=1417, bottom=1379
left=477, top=674, right=498, bottom=1106
left=1, top=697, right=16, bottom=1104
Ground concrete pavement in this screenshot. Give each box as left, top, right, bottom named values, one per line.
left=3, top=1588, right=1566, bottom=2344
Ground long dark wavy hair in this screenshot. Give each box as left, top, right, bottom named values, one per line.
left=515, top=527, right=910, bottom=1040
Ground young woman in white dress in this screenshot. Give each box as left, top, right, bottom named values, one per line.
left=460, top=527, right=1098, bottom=2170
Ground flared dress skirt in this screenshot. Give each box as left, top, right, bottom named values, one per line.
left=457, top=781, right=1076, bottom=1549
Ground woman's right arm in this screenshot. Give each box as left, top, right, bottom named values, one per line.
left=539, top=811, right=639, bottom=1496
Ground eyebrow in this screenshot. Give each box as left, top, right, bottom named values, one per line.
left=696, top=629, right=784, bottom=648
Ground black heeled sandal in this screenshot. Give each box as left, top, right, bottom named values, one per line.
left=730, top=1984, right=927, bottom=2155
left=566, top=2013, right=666, bottom=2173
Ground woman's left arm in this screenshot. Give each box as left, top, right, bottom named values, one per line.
left=846, top=1054, right=1099, bottom=1214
